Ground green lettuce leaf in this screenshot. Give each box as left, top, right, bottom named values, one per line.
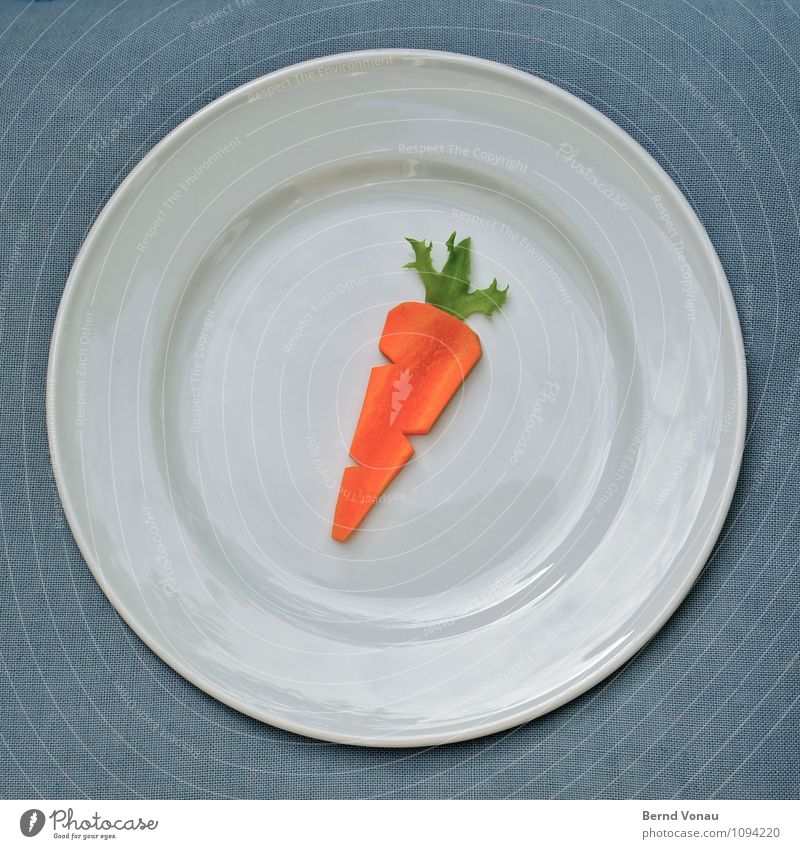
left=404, top=232, right=509, bottom=320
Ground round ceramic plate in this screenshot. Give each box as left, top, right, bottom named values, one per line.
left=47, top=49, right=746, bottom=746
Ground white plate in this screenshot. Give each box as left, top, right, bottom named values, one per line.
left=47, top=50, right=746, bottom=746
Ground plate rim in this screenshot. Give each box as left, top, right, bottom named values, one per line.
left=46, top=47, right=748, bottom=747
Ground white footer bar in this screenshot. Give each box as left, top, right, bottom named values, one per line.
left=2, top=799, right=796, bottom=848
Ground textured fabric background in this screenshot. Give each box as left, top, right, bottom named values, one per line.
left=1, top=0, right=798, bottom=800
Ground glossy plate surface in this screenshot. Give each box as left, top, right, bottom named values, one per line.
left=47, top=50, right=746, bottom=745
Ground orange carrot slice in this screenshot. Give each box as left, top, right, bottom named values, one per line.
left=332, top=233, right=508, bottom=541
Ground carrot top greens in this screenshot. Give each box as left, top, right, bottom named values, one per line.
left=404, top=231, right=509, bottom=320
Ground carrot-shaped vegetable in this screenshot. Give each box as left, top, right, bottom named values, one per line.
left=332, top=233, right=508, bottom=541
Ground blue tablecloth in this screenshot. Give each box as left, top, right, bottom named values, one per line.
left=1, top=0, right=797, bottom=799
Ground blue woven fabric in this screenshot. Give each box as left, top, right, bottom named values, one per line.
left=1, top=0, right=798, bottom=800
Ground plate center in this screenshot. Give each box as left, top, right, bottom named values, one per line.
left=161, top=156, right=637, bottom=638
